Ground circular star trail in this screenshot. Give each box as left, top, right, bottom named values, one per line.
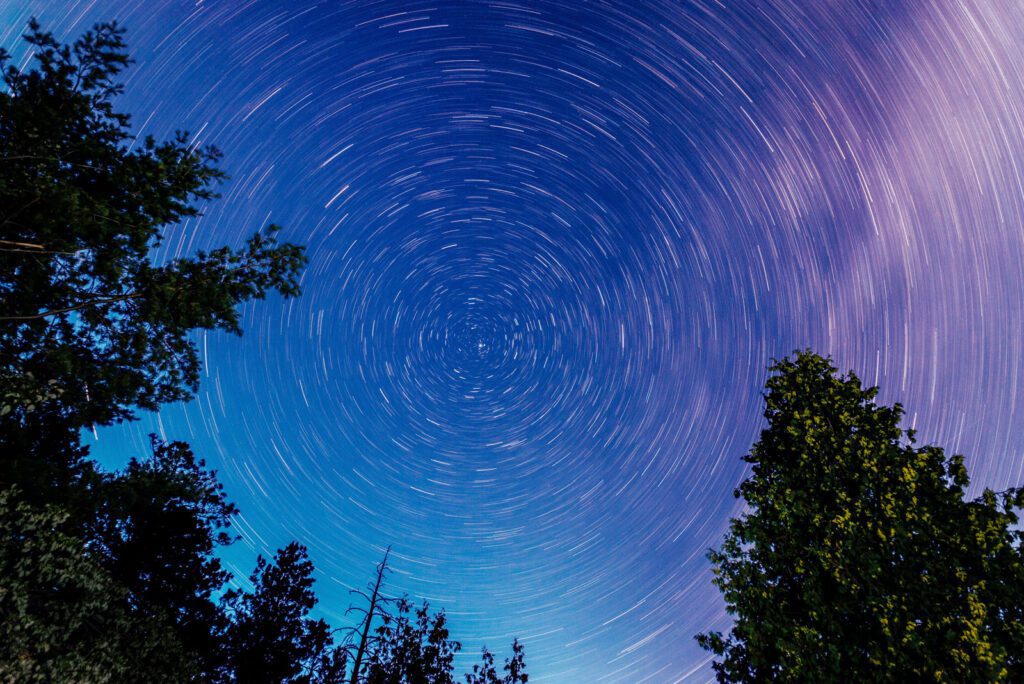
left=12, top=1, right=1024, bottom=681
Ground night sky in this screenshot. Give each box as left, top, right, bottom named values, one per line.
left=7, top=1, right=1024, bottom=681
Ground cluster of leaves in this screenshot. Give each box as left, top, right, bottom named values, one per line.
left=698, top=351, right=1024, bottom=682
left=0, top=19, right=306, bottom=429
left=464, top=639, right=528, bottom=684
left=0, top=19, right=526, bottom=684
left=225, top=543, right=349, bottom=684
left=365, top=599, right=463, bottom=684
left=1, top=428, right=346, bottom=682
left=364, top=599, right=528, bottom=684
left=0, top=487, right=166, bottom=683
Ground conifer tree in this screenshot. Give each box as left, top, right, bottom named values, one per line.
left=225, top=543, right=347, bottom=684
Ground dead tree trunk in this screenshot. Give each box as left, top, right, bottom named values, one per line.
left=349, top=547, right=390, bottom=684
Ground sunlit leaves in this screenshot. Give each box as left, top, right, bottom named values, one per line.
left=698, top=351, right=1024, bottom=682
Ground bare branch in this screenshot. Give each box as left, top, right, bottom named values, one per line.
left=0, top=291, right=142, bottom=321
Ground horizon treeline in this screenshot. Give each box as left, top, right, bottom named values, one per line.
left=0, top=20, right=526, bottom=684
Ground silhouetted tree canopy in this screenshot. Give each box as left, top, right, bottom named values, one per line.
left=464, top=640, right=528, bottom=684
left=364, top=599, right=460, bottom=684
left=340, top=551, right=528, bottom=684
left=99, top=438, right=238, bottom=678
left=0, top=19, right=306, bottom=429
left=0, top=487, right=173, bottom=682
left=697, top=351, right=1024, bottom=682
left=225, top=542, right=348, bottom=684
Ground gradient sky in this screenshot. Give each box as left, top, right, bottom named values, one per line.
left=7, top=1, right=1024, bottom=681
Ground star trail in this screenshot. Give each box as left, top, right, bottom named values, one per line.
left=8, top=1, right=1024, bottom=681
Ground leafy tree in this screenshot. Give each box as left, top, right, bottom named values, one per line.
left=98, top=437, right=239, bottom=679
left=0, top=19, right=308, bottom=682
left=0, top=19, right=306, bottom=429
left=697, top=351, right=1024, bottom=682
left=502, top=640, right=528, bottom=684
left=0, top=487, right=178, bottom=683
left=225, top=542, right=348, bottom=684
left=464, top=640, right=528, bottom=684
left=463, top=650, right=499, bottom=684
left=1, top=434, right=236, bottom=681
left=0, top=405, right=98, bottom=515
left=364, top=599, right=460, bottom=684
left=0, top=19, right=528, bottom=684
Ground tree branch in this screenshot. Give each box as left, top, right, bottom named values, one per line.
left=0, top=291, right=142, bottom=321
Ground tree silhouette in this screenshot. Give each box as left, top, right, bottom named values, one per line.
left=0, top=19, right=306, bottom=430
left=347, top=547, right=394, bottom=683
left=697, top=351, right=1024, bottom=682
left=0, top=19, right=309, bottom=680
left=0, top=488, right=175, bottom=682
left=225, top=542, right=347, bottom=683
left=340, top=550, right=528, bottom=684
left=363, top=599, right=460, bottom=684
left=464, top=640, right=528, bottom=684
left=98, top=437, right=238, bottom=678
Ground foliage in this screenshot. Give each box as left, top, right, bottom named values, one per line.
left=342, top=551, right=528, bottom=684
left=0, top=435, right=238, bottom=681
left=697, top=351, right=1024, bottom=682
left=0, top=407, right=98, bottom=517
left=0, top=19, right=306, bottom=429
left=464, top=640, right=529, bottom=684
left=0, top=18, right=309, bottom=682
left=0, top=487, right=180, bottom=683
left=225, top=543, right=348, bottom=684
left=363, top=599, right=460, bottom=684
left=98, top=437, right=239, bottom=679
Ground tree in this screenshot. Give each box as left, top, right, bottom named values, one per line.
left=363, top=599, right=460, bottom=684
left=0, top=20, right=528, bottom=684
left=697, top=351, right=1024, bottom=682
left=0, top=19, right=308, bottom=681
left=0, top=19, right=306, bottom=429
left=502, top=640, right=528, bottom=684
left=342, top=551, right=527, bottom=684
left=98, top=437, right=239, bottom=679
left=0, top=433, right=237, bottom=681
left=0, top=402, right=98, bottom=516
left=0, top=488, right=177, bottom=683
left=464, top=650, right=499, bottom=684
left=464, top=640, right=528, bottom=684
left=348, top=547, right=394, bottom=684
left=225, top=542, right=348, bottom=684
